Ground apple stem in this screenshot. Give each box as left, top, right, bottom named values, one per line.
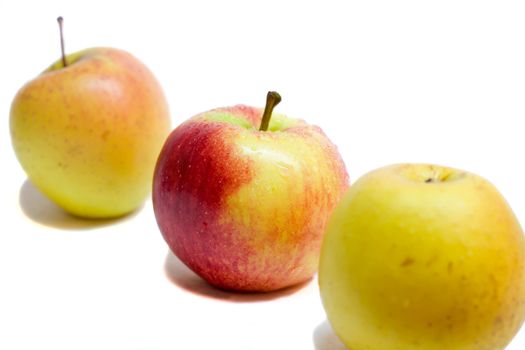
left=259, top=91, right=282, bottom=131
left=57, top=16, right=67, bottom=67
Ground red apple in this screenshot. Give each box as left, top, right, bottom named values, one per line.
left=153, top=92, right=349, bottom=292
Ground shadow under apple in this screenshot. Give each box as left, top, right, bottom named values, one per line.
left=313, top=320, right=348, bottom=350
left=18, top=179, right=138, bottom=230
left=164, top=250, right=311, bottom=302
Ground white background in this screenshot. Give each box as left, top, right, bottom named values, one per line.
left=1, top=1, right=525, bottom=349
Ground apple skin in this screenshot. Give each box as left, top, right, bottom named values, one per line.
left=319, top=164, right=525, bottom=350
left=153, top=105, right=349, bottom=292
left=10, top=48, right=171, bottom=218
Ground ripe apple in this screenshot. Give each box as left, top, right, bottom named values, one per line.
left=319, top=163, right=525, bottom=350
left=10, top=18, right=171, bottom=218
left=153, top=92, right=349, bottom=292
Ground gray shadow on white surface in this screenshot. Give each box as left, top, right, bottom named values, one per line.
left=164, top=250, right=311, bottom=302
left=313, top=320, right=348, bottom=350
left=18, top=179, right=137, bottom=230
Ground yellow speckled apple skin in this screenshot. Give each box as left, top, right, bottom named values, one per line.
left=319, top=164, right=525, bottom=350
left=10, top=48, right=171, bottom=218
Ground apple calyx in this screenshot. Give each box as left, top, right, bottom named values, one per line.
left=424, top=169, right=453, bottom=183
left=259, top=91, right=282, bottom=131
left=57, top=16, right=68, bottom=67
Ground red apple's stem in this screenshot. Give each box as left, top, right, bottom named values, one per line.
left=57, top=16, right=67, bottom=67
left=259, top=91, right=282, bottom=131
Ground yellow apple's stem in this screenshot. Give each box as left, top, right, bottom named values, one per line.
left=259, top=91, right=282, bottom=131
left=57, top=16, right=67, bottom=67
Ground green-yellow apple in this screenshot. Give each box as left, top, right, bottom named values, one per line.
left=319, top=163, right=525, bottom=350
left=153, top=92, right=349, bottom=292
left=10, top=18, right=171, bottom=218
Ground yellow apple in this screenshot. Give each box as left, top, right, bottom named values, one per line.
left=319, top=164, right=525, bottom=350
left=10, top=47, right=171, bottom=218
